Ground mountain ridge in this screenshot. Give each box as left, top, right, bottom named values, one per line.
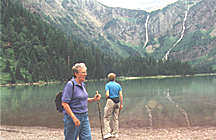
left=23, top=0, right=216, bottom=68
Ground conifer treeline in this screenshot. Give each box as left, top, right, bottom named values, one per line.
left=0, top=0, right=210, bottom=84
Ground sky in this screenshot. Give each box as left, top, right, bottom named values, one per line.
left=97, top=0, right=179, bottom=11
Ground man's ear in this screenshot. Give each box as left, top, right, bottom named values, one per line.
left=74, top=72, right=78, bottom=77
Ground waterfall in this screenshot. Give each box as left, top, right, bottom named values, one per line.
left=143, top=15, right=150, bottom=48
left=162, top=0, right=189, bottom=61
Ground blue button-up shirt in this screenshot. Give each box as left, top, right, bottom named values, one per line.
left=62, top=78, right=88, bottom=114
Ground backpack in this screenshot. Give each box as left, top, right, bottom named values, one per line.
left=55, top=81, right=74, bottom=112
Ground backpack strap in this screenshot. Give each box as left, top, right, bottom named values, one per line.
left=71, top=80, right=75, bottom=99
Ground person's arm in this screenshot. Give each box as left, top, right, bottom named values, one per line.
left=105, top=90, right=109, bottom=98
left=119, top=90, right=123, bottom=110
left=62, top=102, right=80, bottom=126
left=88, top=91, right=101, bottom=103
left=61, top=82, right=80, bottom=126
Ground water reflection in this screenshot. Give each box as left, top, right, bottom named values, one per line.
left=1, top=76, right=216, bottom=128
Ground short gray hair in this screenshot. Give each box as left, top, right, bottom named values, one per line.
left=72, top=63, right=87, bottom=75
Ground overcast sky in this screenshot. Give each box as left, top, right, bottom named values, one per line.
left=97, top=0, right=178, bottom=11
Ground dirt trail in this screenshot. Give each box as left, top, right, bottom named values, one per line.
left=1, top=125, right=216, bottom=140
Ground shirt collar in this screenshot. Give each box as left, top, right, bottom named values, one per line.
left=71, top=77, right=85, bottom=87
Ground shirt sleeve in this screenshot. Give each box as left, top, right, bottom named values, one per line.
left=105, top=84, right=109, bottom=91
left=119, top=84, right=122, bottom=92
left=62, top=81, right=73, bottom=103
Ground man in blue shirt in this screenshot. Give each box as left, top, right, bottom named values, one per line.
left=62, top=63, right=101, bottom=140
left=103, top=73, right=123, bottom=139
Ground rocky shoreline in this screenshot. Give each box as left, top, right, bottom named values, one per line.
left=1, top=73, right=216, bottom=87
left=1, top=125, right=216, bottom=140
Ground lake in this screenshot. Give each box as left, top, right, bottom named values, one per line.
left=1, top=75, right=216, bottom=128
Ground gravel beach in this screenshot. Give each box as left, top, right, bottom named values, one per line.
left=1, top=125, right=216, bottom=140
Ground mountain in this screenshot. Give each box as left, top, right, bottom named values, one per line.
left=22, top=0, right=216, bottom=69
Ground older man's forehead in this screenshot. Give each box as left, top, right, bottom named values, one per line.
left=78, top=67, right=87, bottom=72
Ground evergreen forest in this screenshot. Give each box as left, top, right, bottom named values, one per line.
left=0, top=0, right=214, bottom=84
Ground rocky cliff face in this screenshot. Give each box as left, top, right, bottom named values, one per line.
left=23, top=0, right=216, bottom=67
left=168, top=0, right=216, bottom=66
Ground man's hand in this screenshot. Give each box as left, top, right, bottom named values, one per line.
left=72, top=117, right=80, bottom=127
left=94, top=91, right=101, bottom=101
left=62, top=102, right=80, bottom=126
left=120, top=104, right=123, bottom=110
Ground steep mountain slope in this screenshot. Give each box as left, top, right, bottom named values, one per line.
left=169, top=0, right=216, bottom=68
left=22, top=0, right=216, bottom=68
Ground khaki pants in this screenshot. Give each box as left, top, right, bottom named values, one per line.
left=104, top=98, right=120, bottom=135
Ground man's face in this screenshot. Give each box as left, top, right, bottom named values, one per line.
left=76, top=67, right=87, bottom=82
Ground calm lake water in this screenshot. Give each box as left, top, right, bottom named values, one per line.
left=1, top=76, right=216, bottom=128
